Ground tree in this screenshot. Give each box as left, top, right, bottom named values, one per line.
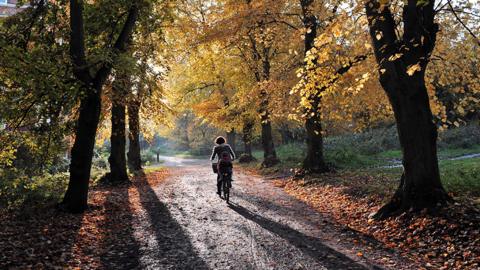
left=127, top=91, right=142, bottom=171
left=107, top=73, right=131, bottom=183
left=365, top=0, right=451, bottom=219
left=0, top=1, right=75, bottom=174
left=427, top=13, right=480, bottom=126
left=62, top=0, right=140, bottom=213
left=238, top=113, right=257, bottom=163
left=299, top=0, right=330, bottom=173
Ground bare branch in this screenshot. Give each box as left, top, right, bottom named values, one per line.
left=447, top=0, right=480, bottom=46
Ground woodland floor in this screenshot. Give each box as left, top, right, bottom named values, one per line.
left=0, top=158, right=428, bottom=270
left=268, top=172, right=480, bottom=270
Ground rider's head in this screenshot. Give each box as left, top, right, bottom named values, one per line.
left=215, top=136, right=226, bottom=145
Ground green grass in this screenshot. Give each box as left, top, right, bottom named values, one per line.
left=439, top=157, right=480, bottom=197
left=349, top=157, right=480, bottom=199
left=377, top=150, right=402, bottom=159
left=173, top=151, right=206, bottom=159
left=437, top=145, right=480, bottom=159
left=143, top=164, right=165, bottom=174
left=247, top=127, right=480, bottom=200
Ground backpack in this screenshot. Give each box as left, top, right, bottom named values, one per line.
left=220, top=150, right=232, bottom=163
left=218, top=151, right=233, bottom=175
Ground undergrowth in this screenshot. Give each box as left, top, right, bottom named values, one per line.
left=248, top=124, right=480, bottom=201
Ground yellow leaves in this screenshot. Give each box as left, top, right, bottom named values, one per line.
left=375, top=32, right=383, bottom=41
left=468, top=97, right=479, bottom=103
left=315, top=33, right=333, bottom=47
left=379, top=0, right=390, bottom=5
left=388, top=53, right=402, bottom=61
left=0, top=144, right=17, bottom=167
left=406, top=63, right=422, bottom=76
left=332, top=24, right=342, bottom=38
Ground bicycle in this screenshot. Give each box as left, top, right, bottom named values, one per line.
left=212, top=162, right=232, bottom=204
left=220, top=171, right=232, bottom=204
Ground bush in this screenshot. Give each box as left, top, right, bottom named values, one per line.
left=438, top=124, right=480, bottom=149
left=92, top=148, right=110, bottom=169
left=238, top=153, right=257, bottom=163
left=141, top=150, right=158, bottom=165
left=0, top=169, right=69, bottom=211
left=325, top=147, right=374, bottom=169
left=325, top=126, right=400, bottom=155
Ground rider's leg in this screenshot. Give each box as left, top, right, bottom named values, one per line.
left=227, top=172, right=232, bottom=188
left=216, top=174, right=221, bottom=195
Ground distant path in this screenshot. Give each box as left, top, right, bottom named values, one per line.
left=134, top=158, right=416, bottom=269
left=155, top=155, right=206, bottom=167
left=381, top=153, right=480, bottom=169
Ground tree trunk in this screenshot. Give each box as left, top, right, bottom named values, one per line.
left=373, top=67, right=451, bottom=219
left=61, top=1, right=139, bottom=213
left=242, top=119, right=254, bottom=157
left=259, top=49, right=279, bottom=167
left=127, top=100, right=142, bottom=171
left=365, top=0, right=451, bottom=219
left=108, top=79, right=129, bottom=183
left=239, top=118, right=256, bottom=163
left=300, top=0, right=329, bottom=173
left=259, top=88, right=279, bottom=167
left=156, top=152, right=160, bottom=163
left=279, top=124, right=293, bottom=145
left=226, top=128, right=236, bottom=152
left=62, top=90, right=101, bottom=213
left=303, top=96, right=329, bottom=173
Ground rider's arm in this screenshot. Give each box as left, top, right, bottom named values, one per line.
left=228, top=145, right=236, bottom=160
left=210, top=146, right=217, bottom=161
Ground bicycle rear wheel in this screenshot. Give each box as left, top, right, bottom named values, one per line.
left=222, top=179, right=230, bottom=203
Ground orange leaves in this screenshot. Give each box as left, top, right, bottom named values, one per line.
left=0, top=169, right=170, bottom=269
left=283, top=172, right=480, bottom=270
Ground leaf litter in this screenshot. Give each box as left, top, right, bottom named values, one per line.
left=0, top=170, right=169, bottom=269
left=281, top=172, right=480, bottom=270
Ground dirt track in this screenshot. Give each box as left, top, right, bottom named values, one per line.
left=133, top=161, right=416, bottom=270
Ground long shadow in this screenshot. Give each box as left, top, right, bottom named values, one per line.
left=134, top=171, right=209, bottom=269
left=234, top=187, right=393, bottom=254
left=228, top=203, right=381, bottom=270
left=100, top=183, right=141, bottom=269
left=0, top=206, right=84, bottom=268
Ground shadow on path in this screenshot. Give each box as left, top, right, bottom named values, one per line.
left=234, top=183, right=393, bottom=255
left=228, top=203, right=379, bottom=270
left=100, top=183, right=141, bottom=269
left=135, top=171, right=209, bottom=269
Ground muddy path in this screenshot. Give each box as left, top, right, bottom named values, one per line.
left=135, top=162, right=416, bottom=270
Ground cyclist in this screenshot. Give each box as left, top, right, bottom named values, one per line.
left=210, top=136, right=236, bottom=196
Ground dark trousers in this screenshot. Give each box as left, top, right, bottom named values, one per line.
left=217, top=170, right=232, bottom=193
left=217, top=174, right=222, bottom=193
